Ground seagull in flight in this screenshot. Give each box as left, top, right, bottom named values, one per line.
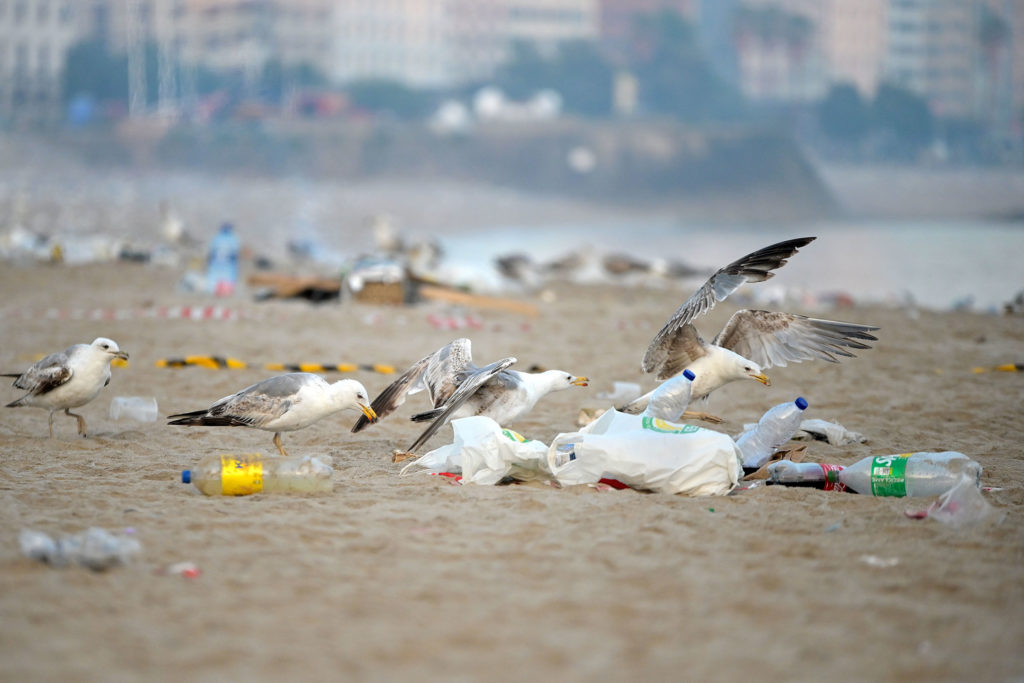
left=621, top=237, right=878, bottom=416
left=5, top=337, right=129, bottom=437
left=351, top=338, right=588, bottom=458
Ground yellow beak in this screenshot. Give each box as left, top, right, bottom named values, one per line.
left=359, top=403, right=378, bottom=422
left=753, top=373, right=770, bottom=386
left=572, top=376, right=590, bottom=387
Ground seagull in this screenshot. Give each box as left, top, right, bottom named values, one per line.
left=621, top=237, right=879, bottom=415
left=4, top=337, right=129, bottom=438
left=167, top=373, right=377, bottom=457
left=351, top=338, right=588, bottom=457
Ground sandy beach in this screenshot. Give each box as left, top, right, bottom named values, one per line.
left=1, top=250, right=1022, bottom=681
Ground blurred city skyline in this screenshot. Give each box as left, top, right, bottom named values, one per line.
left=1, top=0, right=1023, bottom=165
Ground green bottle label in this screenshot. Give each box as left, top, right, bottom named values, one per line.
left=641, top=417, right=699, bottom=434
left=869, top=454, right=910, bottom=497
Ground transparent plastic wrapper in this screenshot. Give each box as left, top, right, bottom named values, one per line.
left=19, top=527, right=141, bottom=571
left=183, top=453, right=333, bottom=495
left=548, top=409, right=742, bottom=496
left=404, top=417, right=549, bottom=485
left=905, top=473, right=1004, bottom=527
left=109, top=396, right=158, bottom=422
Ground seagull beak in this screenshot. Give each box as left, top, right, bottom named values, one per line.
left=572, top=376, right=589, bottom=387
left=113, top=350, right=129, bottom=361
left=753, top=373, right=770, bottom=386
left=359, top=402, right=378, bottom=422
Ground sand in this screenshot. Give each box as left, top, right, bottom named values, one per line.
left=1, top=252, right=1023, bottom=682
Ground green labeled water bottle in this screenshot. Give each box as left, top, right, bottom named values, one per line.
left=182, top=453, right=333, bottom=496
left=837, top=452, right=980, bottom=497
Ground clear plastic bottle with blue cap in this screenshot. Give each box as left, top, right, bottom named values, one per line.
left=736, top=397, right=809, bottom=470
left=206, top=222, right=240, bottom=296
left=642, top=369, right=696, bottom=422
left=182, top=453, right=333, bottom=496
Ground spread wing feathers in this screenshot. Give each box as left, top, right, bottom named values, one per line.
left=642, top=236, right=815, bottom=374
left=406, top=357, right=517, bottom=453
left=6, top=353, right=74, bottom=396
left=167, top=379, right=301, bottom=428
left=713, top=310, right=879, bottom=369
left=646, top=325, right=710, bottom=381
left=351, top=338, right=476, bottom=434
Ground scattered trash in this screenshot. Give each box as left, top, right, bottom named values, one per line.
left=904, top=473, right=1004, bottom=527
left=19, top=527, right=141, bottom=571
left=735, top=398, right=809, bottom=470
left=182, top=453, right=333, bottom=496
left=792, top=418, right=866, bottom=446
left=154, top=355, right=395, bottom=374
left=109, top=396, right=158, bottom=422
left=207, top=222, right=240, bottom=296
left=838, top=452, right=981, bottom=497
left=158, top=561, right=201, bottom=578
left=576, top=407, right=606, bottom=428
left=971, top=363, right=1023, bottom=374
left=548, top=410, right=742, bottom=496
left=859, top=554, right=899, bottom=568
left=766, top=460, right=847, bottom=491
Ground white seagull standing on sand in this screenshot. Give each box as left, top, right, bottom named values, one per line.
left=4, top=337, right=129, bottom=438
left=168, top=373, right=377, bottom=457
left=622, top=236, right=879, bottom=416
left=351, top=338, right=589, bottom=458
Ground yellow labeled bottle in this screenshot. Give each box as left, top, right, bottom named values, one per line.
left=182, top=453, right=333, bottom=496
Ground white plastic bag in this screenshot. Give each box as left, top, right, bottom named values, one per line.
left=548, top=410, right=742, bottom=496
left=404, top=416, right=549, bottom=485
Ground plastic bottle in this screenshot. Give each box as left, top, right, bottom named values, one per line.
left=182, top=453, right=332, bottom=496
left=766, top=460, right=846, bottom=491
left=206, top=222, right=240, bottom=296
left=736, top=397, right=809, bottom=470
left=837, top=452, right=981, bottom=497
left=643, top=369, right=696, bottom=422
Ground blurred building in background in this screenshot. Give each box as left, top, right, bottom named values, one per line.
left=1, top=0, right=1023, bottom=152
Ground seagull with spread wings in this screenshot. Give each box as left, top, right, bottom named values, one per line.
left=4, top=337, right=129, bottom=438
left=351, top=338, right=588, bottom=458
left=621, top=237, right=878, bottom=416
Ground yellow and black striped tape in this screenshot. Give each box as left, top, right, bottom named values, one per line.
left=155, top=356, right=395, bottom=374
left=972, top=363, right=1023, bottom=374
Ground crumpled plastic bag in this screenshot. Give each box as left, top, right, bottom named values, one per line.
left=19, top=527, right=141, bottom=571
left=792, top=418, right=866, bottom=446
left=905, top=473, right=1005, bottom=527
left=403, top=416, right=549, bottom=485
left=548, top=409, right=742, bottom=496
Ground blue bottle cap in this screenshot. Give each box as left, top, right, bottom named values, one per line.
left=683, top=369, right=695, bottom=381
left=795, top=397, right=808, bottom=410
left=182, top=470, right=192, bottom=484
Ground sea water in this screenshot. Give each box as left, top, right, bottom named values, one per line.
left=437, top=218, right=1024, bottom=312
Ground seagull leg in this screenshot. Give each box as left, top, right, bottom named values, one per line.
left=682, top=410, right=724, bottom=424
left=48, top=411, right=55, bottom=438
left=272, top=432, right=290, bottom=457
left=66, top=408, right=87, bottom=436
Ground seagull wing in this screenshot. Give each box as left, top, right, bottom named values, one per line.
left=713, top=309, right=879, bottom=369
left=642, top=236, right=816, bottom=375
left=406, top=357, right=517, bottom=453
left=351, top=338, right=475, bottom=433
left=168, top=374, right=308, bottom=428
left=643, top=324, right=710, bottom=381
left=9, top=352, right=74, bottom=396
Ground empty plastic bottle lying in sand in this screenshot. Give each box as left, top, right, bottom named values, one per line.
left=182, top=453, right=333, bottom=496
left=109, top=396, right=158, bottom=422
left=837, top=452, right=981, bottom=497
left=19, top=527, right=141, bottom=571
left=766, top=460, right=847, bottom=491
left=736, top=397, right=809, bottom=470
